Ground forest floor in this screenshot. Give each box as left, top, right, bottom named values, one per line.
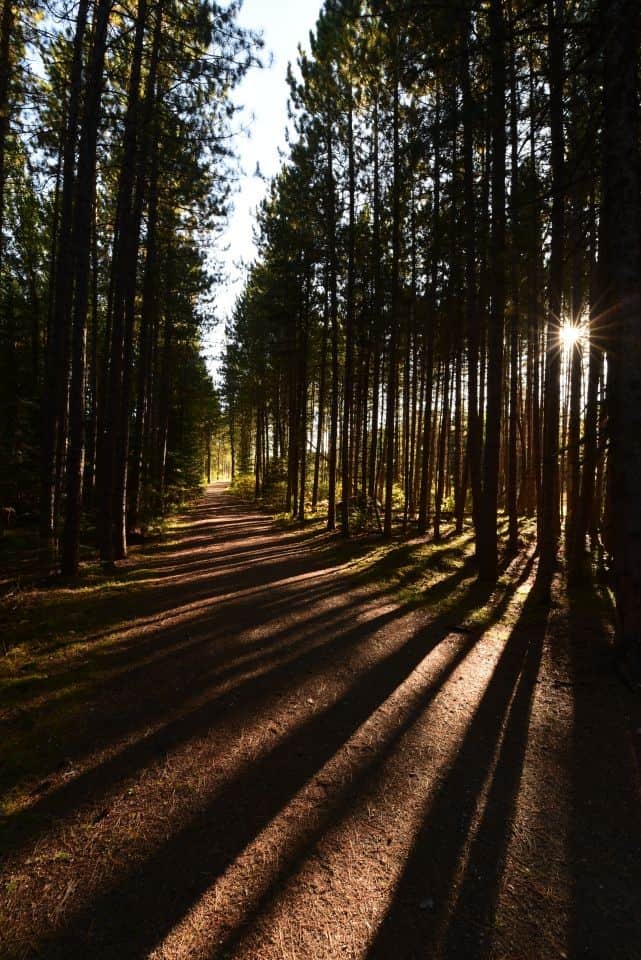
left=1, top=482, right=641, bottom=960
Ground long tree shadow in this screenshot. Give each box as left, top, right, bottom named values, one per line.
left=2, top=507, right=478, bottom=834
left=438, top=579, right=548, bottom=959
left=364, top=565, right=548, bottom=959
left=1, top=558, right=478, bottom=867
left=3, top=592, right=397, bottom=854
left=6, top=555, right=372, bottom=720
left=5, top=489, right=470, bottom=721
left=2, top=510, right=386, bottom=770
left=6, top=493, right=403, bottom=712
left=2, top=516, right=514, bottom=871
left=5, top=492, right=327, bottom=653
left=212, top=557, right=536, bottom=960
left=566, top=579, right=641, bottom=959
left=2, top=487, right=538, bottom=960
left=27, top=570, right=517, bottom=959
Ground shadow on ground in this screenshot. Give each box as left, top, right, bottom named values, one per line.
left=1, top=484, right=640, bottom=960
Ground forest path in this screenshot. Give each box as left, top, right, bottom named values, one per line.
left=1, top=482, right=641, bottom=959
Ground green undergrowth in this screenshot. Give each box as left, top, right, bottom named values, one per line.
left=272, top=511, right=327, bottom=529
left=324, top=514, right=540, bottom=635
left=1, top=508, right=187, bottom=654
left=344, top=526, right=477, bottom=600
left=0, top=489, right=196, bottom=596
left=228, top=475, right=539, bottom=618
left=0, top=511, right=195, bottom=816
left=227, top=473, right=330, bottom=528
left=224, top=473, right=256, bottom=500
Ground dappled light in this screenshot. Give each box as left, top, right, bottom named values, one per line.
left=2, top=486, right=641, bottom=959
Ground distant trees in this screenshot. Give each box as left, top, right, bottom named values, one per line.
left=223, top=0, right=641, bottom=672
left=0, top=0, right=259, bottom=573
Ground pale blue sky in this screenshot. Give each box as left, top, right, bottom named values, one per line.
left=207, top=0, right=322, bottom=371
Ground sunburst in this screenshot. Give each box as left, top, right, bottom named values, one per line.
left=559, top=321, right=585, bottom=351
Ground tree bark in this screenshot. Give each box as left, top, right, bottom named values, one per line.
left=539, top=0, right=565, bottom=580
left=602, top=0, right=641, bottom=678
left=326, top=104, right=339, bottom=532
left=99, top=0, right=149, bottom=563
left=40, top=0, right=90, bottom=540
left=61, top=0, right=112, bottom=575
left=341, top=93, right=356, bottom=535
left=478, top=0, right=506, bottom=582
left=383, top=34, right=401, bottom=539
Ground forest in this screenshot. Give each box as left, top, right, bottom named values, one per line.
left=1, top=0, right=641, bottom=958
left=222, top=0, right=641, bottom=675
left=0, top=0, right=252, bottom=572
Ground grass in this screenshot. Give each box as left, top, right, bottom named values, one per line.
left=0, top=507, right=194, bottom=816
left=0, top=527, right=58, bottom=595
left=1, top=508, right=185, bottom=651
left=230, top=473, right=540, bottom=613
left=0, top=564, right=155, bottom=816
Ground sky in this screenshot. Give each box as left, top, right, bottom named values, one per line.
left=205, top=0, right=322, bottom=375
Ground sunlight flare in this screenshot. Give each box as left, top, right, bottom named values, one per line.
left=559, top=322, right=585, bottom=351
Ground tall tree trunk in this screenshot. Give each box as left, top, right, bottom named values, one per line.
left=40, top=0, right=90, bottom=540
left=566, top=186, right=586, bottom=580
left=418, top=91, right=440, bottom=536
left=383, top=35, right=401, bottom=539
left=326, top=105, right=339, bottom=532
left=460, top=16, right=481, bottom=543
left=341, top=93, right=356, bottom=535
left=539, top=0, right=565, bottom=579
left=434, top=349, right=451, bottom=541
left=0, top=0, right=15, bottom=275
left=312, top=283, right=329, bottom=510
left=128, top=144, right=160, bottom=532
left=478, top=0, right=506, bottom=582
left=602, top=0, right=641, bottom=680
left=61, top=0, right=112, bottom=575
left=84, top=196, right=100, bottom=500
left=577, top=192, right=602, bottom=564
left=99, top=0, right=148, bottom=563
left=298, top=272, right=310, bottom=523
left=507, top=2, right=520, bottom=554
left=368, top=96, right=382, bottom=505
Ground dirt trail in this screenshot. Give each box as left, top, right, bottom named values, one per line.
left=1, top=482, right=640, bottom=959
